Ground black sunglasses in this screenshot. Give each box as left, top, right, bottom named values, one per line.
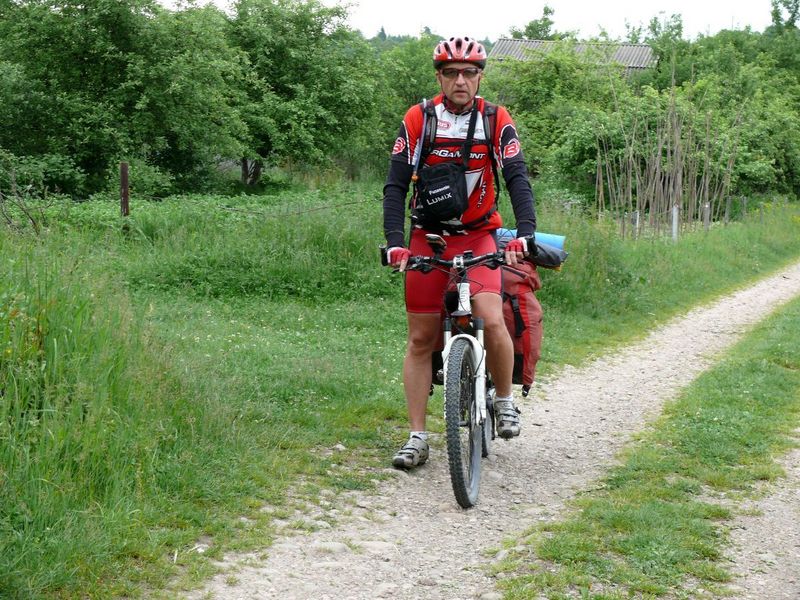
left=440, top=67, right=482, bottom=80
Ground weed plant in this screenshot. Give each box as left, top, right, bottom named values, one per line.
left=1, top=181, right=798, bottom=597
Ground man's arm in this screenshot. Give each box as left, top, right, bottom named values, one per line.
left=382, top=105, right=423, bottom=249
left=503, top=161, right=536, bottom=238
left=383, top=160, right=413, bottom=249
left=495, top=107, right=537, bottom=238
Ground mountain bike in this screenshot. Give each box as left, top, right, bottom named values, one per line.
left=397, top=233, right=512, bottom=508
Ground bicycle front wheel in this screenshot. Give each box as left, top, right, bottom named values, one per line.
left=444, top=337, right=482, bottom=508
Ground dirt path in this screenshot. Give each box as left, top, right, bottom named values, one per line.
left=185, top=261, right=800, bottom=600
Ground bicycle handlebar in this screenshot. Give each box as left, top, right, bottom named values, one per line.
left=403, top=251, right=506, bottom=273
left=380, top=232, right=536, bottom=272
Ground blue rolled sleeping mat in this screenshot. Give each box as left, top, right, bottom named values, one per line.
left=497, top=228, right=568, bottom=269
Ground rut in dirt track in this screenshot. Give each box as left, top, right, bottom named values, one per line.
left=185, top=261, right=800, bottom=600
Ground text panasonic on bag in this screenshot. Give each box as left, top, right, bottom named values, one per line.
left=416, top=163, right=468, bottom=220
left=413, top=101, right=479, bottom=224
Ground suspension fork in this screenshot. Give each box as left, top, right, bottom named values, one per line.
left=441, top=321, right=488, bottom=424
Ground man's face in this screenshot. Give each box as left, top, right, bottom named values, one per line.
left=436, top=62, right=483, bottom=110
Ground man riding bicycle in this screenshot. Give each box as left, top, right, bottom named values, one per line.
left=383, top=36, right=537, bottom=469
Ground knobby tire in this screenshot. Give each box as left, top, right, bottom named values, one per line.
left=444, top=338, right=482, bottom=508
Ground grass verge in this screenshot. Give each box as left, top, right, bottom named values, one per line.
left=495, top=295, right=800, bottom=599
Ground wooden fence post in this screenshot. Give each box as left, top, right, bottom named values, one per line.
left=120, top=162, right=129, bottom=217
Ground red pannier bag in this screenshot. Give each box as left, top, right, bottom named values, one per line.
left=501, top=261, right=543, bottom=397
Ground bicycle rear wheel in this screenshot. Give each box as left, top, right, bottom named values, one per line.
left=444, top=337, right=482, bottom=508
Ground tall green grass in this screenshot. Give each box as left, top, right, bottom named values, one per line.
left=1, top=182, right=798, bottom=597
left=1, top=237, right=162, bottom=596
left=0, top=235, right=320, bottom=597
left=110, top=187, right=391, bottom=301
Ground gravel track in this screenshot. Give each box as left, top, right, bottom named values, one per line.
left=185, top=261, right=800, bottom=600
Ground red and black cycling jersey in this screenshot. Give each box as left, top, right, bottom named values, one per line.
left=383, top=93, right=536, bottom=249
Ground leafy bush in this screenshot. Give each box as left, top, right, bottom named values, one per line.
left=0, top=150, right=86, bottom=196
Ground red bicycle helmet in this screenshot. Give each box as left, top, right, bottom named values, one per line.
left=433, top=37, right=487, bottom=69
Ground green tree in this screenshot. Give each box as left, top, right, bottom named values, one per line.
left=637, top=13, right=693, bottom=89
left=483, top=40, right=625, bottom=184
left=0, top=0, right=248, bottom=195
left=126, top=5, right=248, bottom=190
left=509, top=5, right=556, bottom=40
left=378, top=33, right=440, bottom=110
left=230, top=0, right=380, bottom=184
left=366, top=31, right=442, bottom=171
left=0, top=0, right=160, bottom=193
left=771, top=0, right=799, bottom=29
left=763, top=1, right=800, bottom=86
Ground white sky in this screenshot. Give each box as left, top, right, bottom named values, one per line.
left=321, top=0, right=775, bottom=41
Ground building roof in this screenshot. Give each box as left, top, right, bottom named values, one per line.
left=489, top=38, right=657, bottom=73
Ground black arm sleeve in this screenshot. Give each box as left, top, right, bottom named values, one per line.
left=382, top=160, right=413, bottom=249
left=502, top=160, right=537, bottom=238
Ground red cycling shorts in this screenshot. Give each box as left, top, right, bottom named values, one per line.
left=405, top=229, right=501, bottom=314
